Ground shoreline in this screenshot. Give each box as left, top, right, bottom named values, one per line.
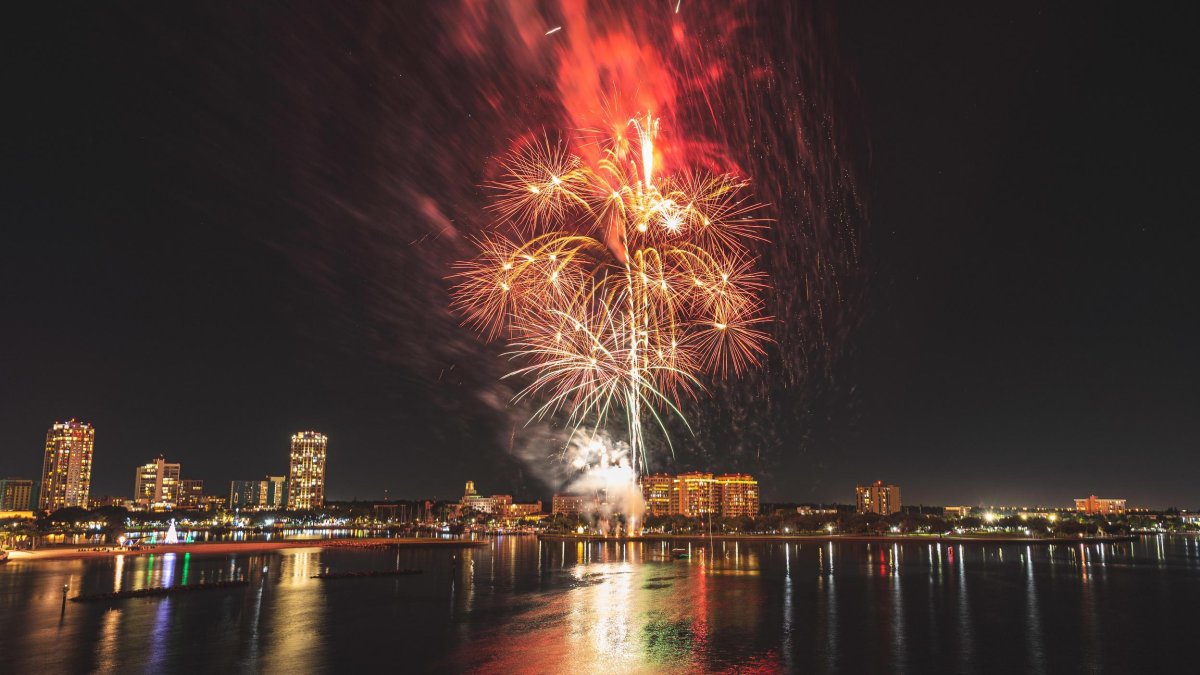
left=2, top=537, right=487, bottom=563
left=537, top=533, right=1140, bottom=545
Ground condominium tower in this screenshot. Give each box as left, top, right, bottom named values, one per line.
left=133, top=456, right=181, bottom=510
left=287, top=431, right=327, bottom=510
left=0, top=479, right=38, bottom=511
left=40, top=420, right=95, bottom=510
left=638, top=472, right=760, bottom=518
left=856, top=481, right=902, bottom=515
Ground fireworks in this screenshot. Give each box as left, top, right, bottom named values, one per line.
left=452, top=114, right=769, bottom=472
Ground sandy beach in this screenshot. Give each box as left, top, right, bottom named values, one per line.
left=2, top=537, right=488, bottom=563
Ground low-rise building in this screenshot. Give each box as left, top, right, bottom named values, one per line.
left=459, top=481, right=514, bottom=515
left=552, top=493, right=598, bottom=516
left=1074, top=495, right=1126, bottom=515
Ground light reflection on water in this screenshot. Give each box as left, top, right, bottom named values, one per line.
left=1, top=536, right=1199, bottom=672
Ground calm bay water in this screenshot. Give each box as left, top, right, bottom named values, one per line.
left=2, top=535, right=1199, bottom=673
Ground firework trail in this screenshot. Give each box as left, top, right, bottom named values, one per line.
left=260, top=0, right=867, bottom=490
left=451, top=112, right=770, bottom=473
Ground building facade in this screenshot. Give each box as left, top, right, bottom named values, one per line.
left=459, top=481, right=514, bottom=515
left=40, top=420, right=95, bottom=511
left=230, top=480, right=262, bottom=510
left=714, top=474, right=760, bottom=518
left=133, top=456, right=182, bottom=510
left=507, top=501, right=543, bottom=518
left=551, top=493, right=597, bottom=516
left=287, top=431, right=327, bottom=510
left=640, top=473, right=673, bottom=516
left=0, top=479, right=38, bottom=511
left=178, top=479, right=204, bottom=509
left=1074, top=495, right=1126, bottom=515
left=264, top=476, right=287, bottom=509
left=856, top=481, right=902, bottom=515
left=637, top=472, right=761, bottom=518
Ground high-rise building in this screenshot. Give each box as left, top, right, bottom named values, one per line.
left=264, top=476, right=287, bottom=509
left=714, top=474, right=760, bottom=517
left=178, top=479, right=204, bottom=509
left=133, top=456, right=182, bottom=510
left=1074, top=495, right=1126, bottom=515
left=230, top=480, right=262, bottom=510
left=856, top=481, right=902, bottom=515
left=640, top=473, right=673, bottom=516
left=287, top=431, right=327, bottom=510
left=40, top=420, right=95, bottom=511
left=0, top=479, right=38, bottom=511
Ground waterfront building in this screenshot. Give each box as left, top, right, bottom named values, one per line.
left=639, top=473, right=673, bottom=516
left=459, top=480, right=514, bottom=515
left=178, top=479, right=204, bottom=509
left=199, top=494, right=225, bottom=511
left=40, top=420, right=95, bottom=511
left=796, top=505, right=838, bottom=515
left=1074, top=495, right=1126, bottom=515
left=506, top=501, right=543, bottom=518
left=672, top=472, right=718, bottom=517
left=0, top=479, right=38, bottom=511
left=943, top=506, right=973, bottom=519
left=228, top=476, right=288, bottom=510
left=638, top=472, right=761, bottom=518
left=90, top=495, right=129, bottom=509
left=551, top=493, right=597, bottom=516
left=714, top=473, right=760, bottom=517
left=133, top=456, right=181, bottom=510
left=264, top=475, right=287, bottom=509
left=856, top=481, right=902, bottom=515
left=287, top=431, right=327, bottom=510
left=230, top=480, right=262, bottom=509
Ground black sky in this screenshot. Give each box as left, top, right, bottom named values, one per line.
left=2, top=3, right=1196, bottom=507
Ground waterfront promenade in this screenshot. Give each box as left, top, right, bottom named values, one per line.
left=3, top=537, right=486, bottom=563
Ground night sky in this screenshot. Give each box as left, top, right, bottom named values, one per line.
left=3, top=3, right=1196, bottom=508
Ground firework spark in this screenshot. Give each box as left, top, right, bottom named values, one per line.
left=452, top=114, right=770, bottom=472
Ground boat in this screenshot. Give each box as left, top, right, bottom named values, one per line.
left=671, top=548, right=689, bottom=560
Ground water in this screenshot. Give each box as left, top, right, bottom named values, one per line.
left=2, top=535, right=1199, bottom=673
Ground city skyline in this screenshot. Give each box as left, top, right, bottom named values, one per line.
left=0, top=421, right=1167, bottom=512
left=2, top=4, right=1196, bottom=510
left=0, top=417, right=1192, bottom=509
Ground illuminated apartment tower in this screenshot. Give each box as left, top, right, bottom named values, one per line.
left=133, top=456, right=181, bottom=510
left=287, top=431, right=327, bottom=510
left=639, top=473, right=673, bottom=516
left=856, top=480, right=902, bottom=515
left=40, top=420, right=95, bottom=510
left=714, top=474, right=760, bottom=518
left=672, top=472, right=718, bottom=517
